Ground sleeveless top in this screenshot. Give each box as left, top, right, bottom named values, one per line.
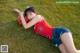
left=34, top=20, right=54, bottom=40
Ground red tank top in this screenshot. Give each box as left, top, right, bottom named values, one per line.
left=34, top=20, right=53, bottom=40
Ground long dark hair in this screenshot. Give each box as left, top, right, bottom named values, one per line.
left=24, top=6, right=35, bottom=17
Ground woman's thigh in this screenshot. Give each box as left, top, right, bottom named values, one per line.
left=61, top=32, right=77, bottom=53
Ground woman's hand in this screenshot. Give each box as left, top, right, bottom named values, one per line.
left=14, top=8, right=24, bottom=16
left=14, top=9, right=21, bottom=14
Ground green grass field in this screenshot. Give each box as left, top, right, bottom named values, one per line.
left=0, top=0, right=80, bottom=53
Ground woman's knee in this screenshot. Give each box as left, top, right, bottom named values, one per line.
left=59, top=44, right=67, bottom=53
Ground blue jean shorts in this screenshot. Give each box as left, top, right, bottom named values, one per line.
left=52, top=26, right=70, bottom=47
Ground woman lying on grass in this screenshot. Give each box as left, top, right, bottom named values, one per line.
left=14, top=6, right=80, bottom=53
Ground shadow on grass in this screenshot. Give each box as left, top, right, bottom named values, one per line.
left=0, top=21, right=60, bottom=53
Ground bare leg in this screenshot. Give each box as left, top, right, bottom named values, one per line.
left=61, top=32, right=79, bottom=53
left=59, top=44, right=68, bottom=53
left=77, top=50, right=80, bottom=53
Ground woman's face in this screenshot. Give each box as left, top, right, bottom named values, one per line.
left=26, top=12, right=36, bottom=19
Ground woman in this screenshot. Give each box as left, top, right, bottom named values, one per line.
left=14, top=6, right=80, bottom=53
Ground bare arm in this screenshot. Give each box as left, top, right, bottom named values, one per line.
left=14, top=9, right=42, bottom=29
left=14, top=9, right=28, bottom=29
left=24, top=16, right=43, bottom=29
left=20, top=14, right=43, bottom=29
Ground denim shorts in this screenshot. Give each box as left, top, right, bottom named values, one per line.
left=52, top=26, right=70, bottom=47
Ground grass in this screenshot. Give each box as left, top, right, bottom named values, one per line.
left=0, top=0, right=80, bottom=53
